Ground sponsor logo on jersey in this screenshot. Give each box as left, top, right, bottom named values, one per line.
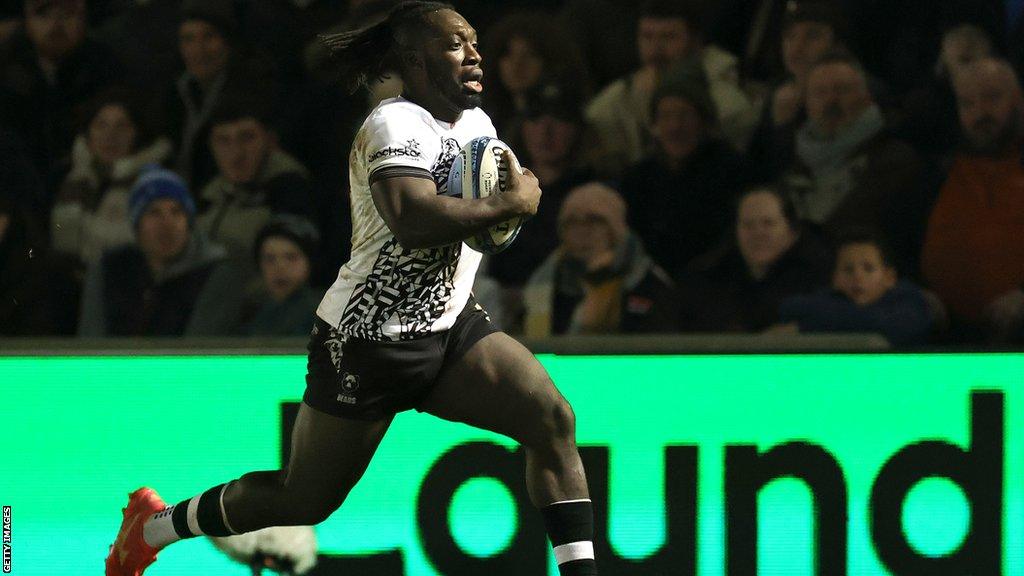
left=368, top=139, right=422, bottom=163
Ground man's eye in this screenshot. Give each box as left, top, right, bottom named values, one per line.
left=450, top=43, right=461, bottom=50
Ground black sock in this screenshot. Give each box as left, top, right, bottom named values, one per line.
left=168, top=482, right=237, bottom=538
left=541, top=499, right=598, bottom=575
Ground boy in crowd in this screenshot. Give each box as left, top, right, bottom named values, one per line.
left=773, top=232, right=933, bottom=346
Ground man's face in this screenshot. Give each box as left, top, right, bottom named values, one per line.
left=560, top=211, right=615, bottom=262
left=415, top=10, right=484, bottom=111
left=736, top=191, right=797, bottom=271
left=806, top=62, right=872, bottom=138
left=637, top=17, right=692, bottom=71
left=179, top=20, right=230, bottom=83
left=25, top=0, right=86, bottom=62
left=521, top=114, right=578, bottom=167
left=940, top=34, right=991, bottom=79
left=653, top=96, right=703, bottom=162
left=210, top=118, right=272, bottom=184
left=781, top=21, right=835, bottom=80
left=137, top=199, right=190, bottom=266
left=954, top=63, right=1023, bottom=154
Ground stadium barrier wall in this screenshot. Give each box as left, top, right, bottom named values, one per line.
left=1, top=336, right=1021, bottom=575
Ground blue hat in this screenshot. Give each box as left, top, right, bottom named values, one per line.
left=129, top=165, right=195, bottom=228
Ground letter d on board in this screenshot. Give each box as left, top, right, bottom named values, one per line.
left=870, top=391, right=1003, bottom=574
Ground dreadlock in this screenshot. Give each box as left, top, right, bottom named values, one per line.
left=320, top=1, right=455, bottom=94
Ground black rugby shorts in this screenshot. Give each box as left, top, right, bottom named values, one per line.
left=302, top=298, right=499, bottom=420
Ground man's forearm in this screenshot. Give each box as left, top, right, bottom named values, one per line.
left=387, top=192, right=513, bottom=249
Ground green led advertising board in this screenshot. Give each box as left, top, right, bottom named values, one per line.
left=0, top=353, right=1021, bottom=575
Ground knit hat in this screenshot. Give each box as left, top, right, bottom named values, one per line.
left=253, top=214, right=321, bottom=264
left=128, top=165, right=195, bottom=228
left=558, top=182, right=629, bottom=245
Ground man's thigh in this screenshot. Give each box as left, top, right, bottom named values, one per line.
left=416, top=331, right=570, bottom=446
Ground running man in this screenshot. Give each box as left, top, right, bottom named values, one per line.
left=105, top=2, right=598, bottom=575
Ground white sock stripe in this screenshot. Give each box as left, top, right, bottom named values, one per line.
left=548, top=498, right=592, bottom=506
left=219, top=482, right=237, bottom=535
left=186, top=495, right=202, bottom=536
left=553, top=541, right=595, bottom=564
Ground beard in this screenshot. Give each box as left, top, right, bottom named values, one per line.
left=965, top=110, right=1023, bottom=155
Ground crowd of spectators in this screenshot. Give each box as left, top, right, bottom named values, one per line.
left=3, top=0, right=1024, bottom=348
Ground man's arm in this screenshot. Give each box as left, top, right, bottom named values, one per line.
left=370, top=150, right=541, bottom=249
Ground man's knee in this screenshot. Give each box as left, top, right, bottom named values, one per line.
left=527, top=388, right=577, bottom=453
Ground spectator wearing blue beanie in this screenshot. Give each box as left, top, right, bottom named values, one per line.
left=128, top=165, right=196, bottom=229
left=79, top=166, right=230, bottom=337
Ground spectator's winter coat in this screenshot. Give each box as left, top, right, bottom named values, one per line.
left=523, top=234, right=678, bottom=336
left=779, top=281, right=933, bottom=346
left=196, top=148, right=314, bottom=255
left=51, top=136, right=173, bottom=264
left=78, top=233, right=227, bottom=336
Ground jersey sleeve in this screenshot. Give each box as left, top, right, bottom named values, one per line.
left=364, top=108, right=439, bottom=186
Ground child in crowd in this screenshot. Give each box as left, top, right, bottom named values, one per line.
left=241, top=215, right=321, bottom=336
left=774, top=231, right=933, bottom=346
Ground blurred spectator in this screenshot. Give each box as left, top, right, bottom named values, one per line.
left=746, top=0, right=847, bottom=179
left=586, top=0, right=756, bottom=173
left=196, top=96, right=316, bottom=257
left=165, top=0, right=276, bottom=190
left=488, top=79, right=601, bottom=290
left=78, top=166, right=229, bottom=336
left=0, top=127, right=47, bottom=226
left=848, top=0, right=999, bottom=95
left=0, top=4, right=21, bottom=45
left=93, top=0, right=185, bottom=95
left=50, top=88, right=172, bottom=265
left=0, top=0, right=123, bottom=184
left=779, top=51, right=924, bottom=253
left=896, top=24, right=995, bottom=156
left=0, top=190, right=80, bottom=336
left=709, top=0, right=793, bottom=82
left=558, top=0, right=636, bottom=88
left=774, top=231, right=933, bottom=346
left=522, top=182, right=677, bottom=336
left=922, top=58, right=1024, bottom=342
left=239, top=216, right=321, bottom=336
left=680, top=187, right=832, bottom=331
left=481, top=11, right=590, bottom=139
left=620, top=79, right=749, bottom=279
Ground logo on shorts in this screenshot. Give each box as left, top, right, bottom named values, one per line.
left=337, top=372, right=360, bottom=405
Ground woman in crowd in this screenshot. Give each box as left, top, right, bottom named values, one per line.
left=50, top=88, right=172, bottom=265
left=481, top=11, right=590, bottom=138
left=680, top=186, right=832, bottom=332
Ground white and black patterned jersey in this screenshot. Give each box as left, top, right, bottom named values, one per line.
left=316, top=96, right=497, bottom=341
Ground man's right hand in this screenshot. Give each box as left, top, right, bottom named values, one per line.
left=496, top=149, right=541, bottom=217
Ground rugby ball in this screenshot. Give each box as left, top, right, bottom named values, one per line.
left=447, top=136, right=525, bottom=254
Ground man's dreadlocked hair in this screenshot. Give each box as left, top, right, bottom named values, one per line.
left=320, top=1, right=455, bottom=93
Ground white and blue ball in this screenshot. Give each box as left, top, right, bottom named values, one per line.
left=447, top=136, right=525, bottom=254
